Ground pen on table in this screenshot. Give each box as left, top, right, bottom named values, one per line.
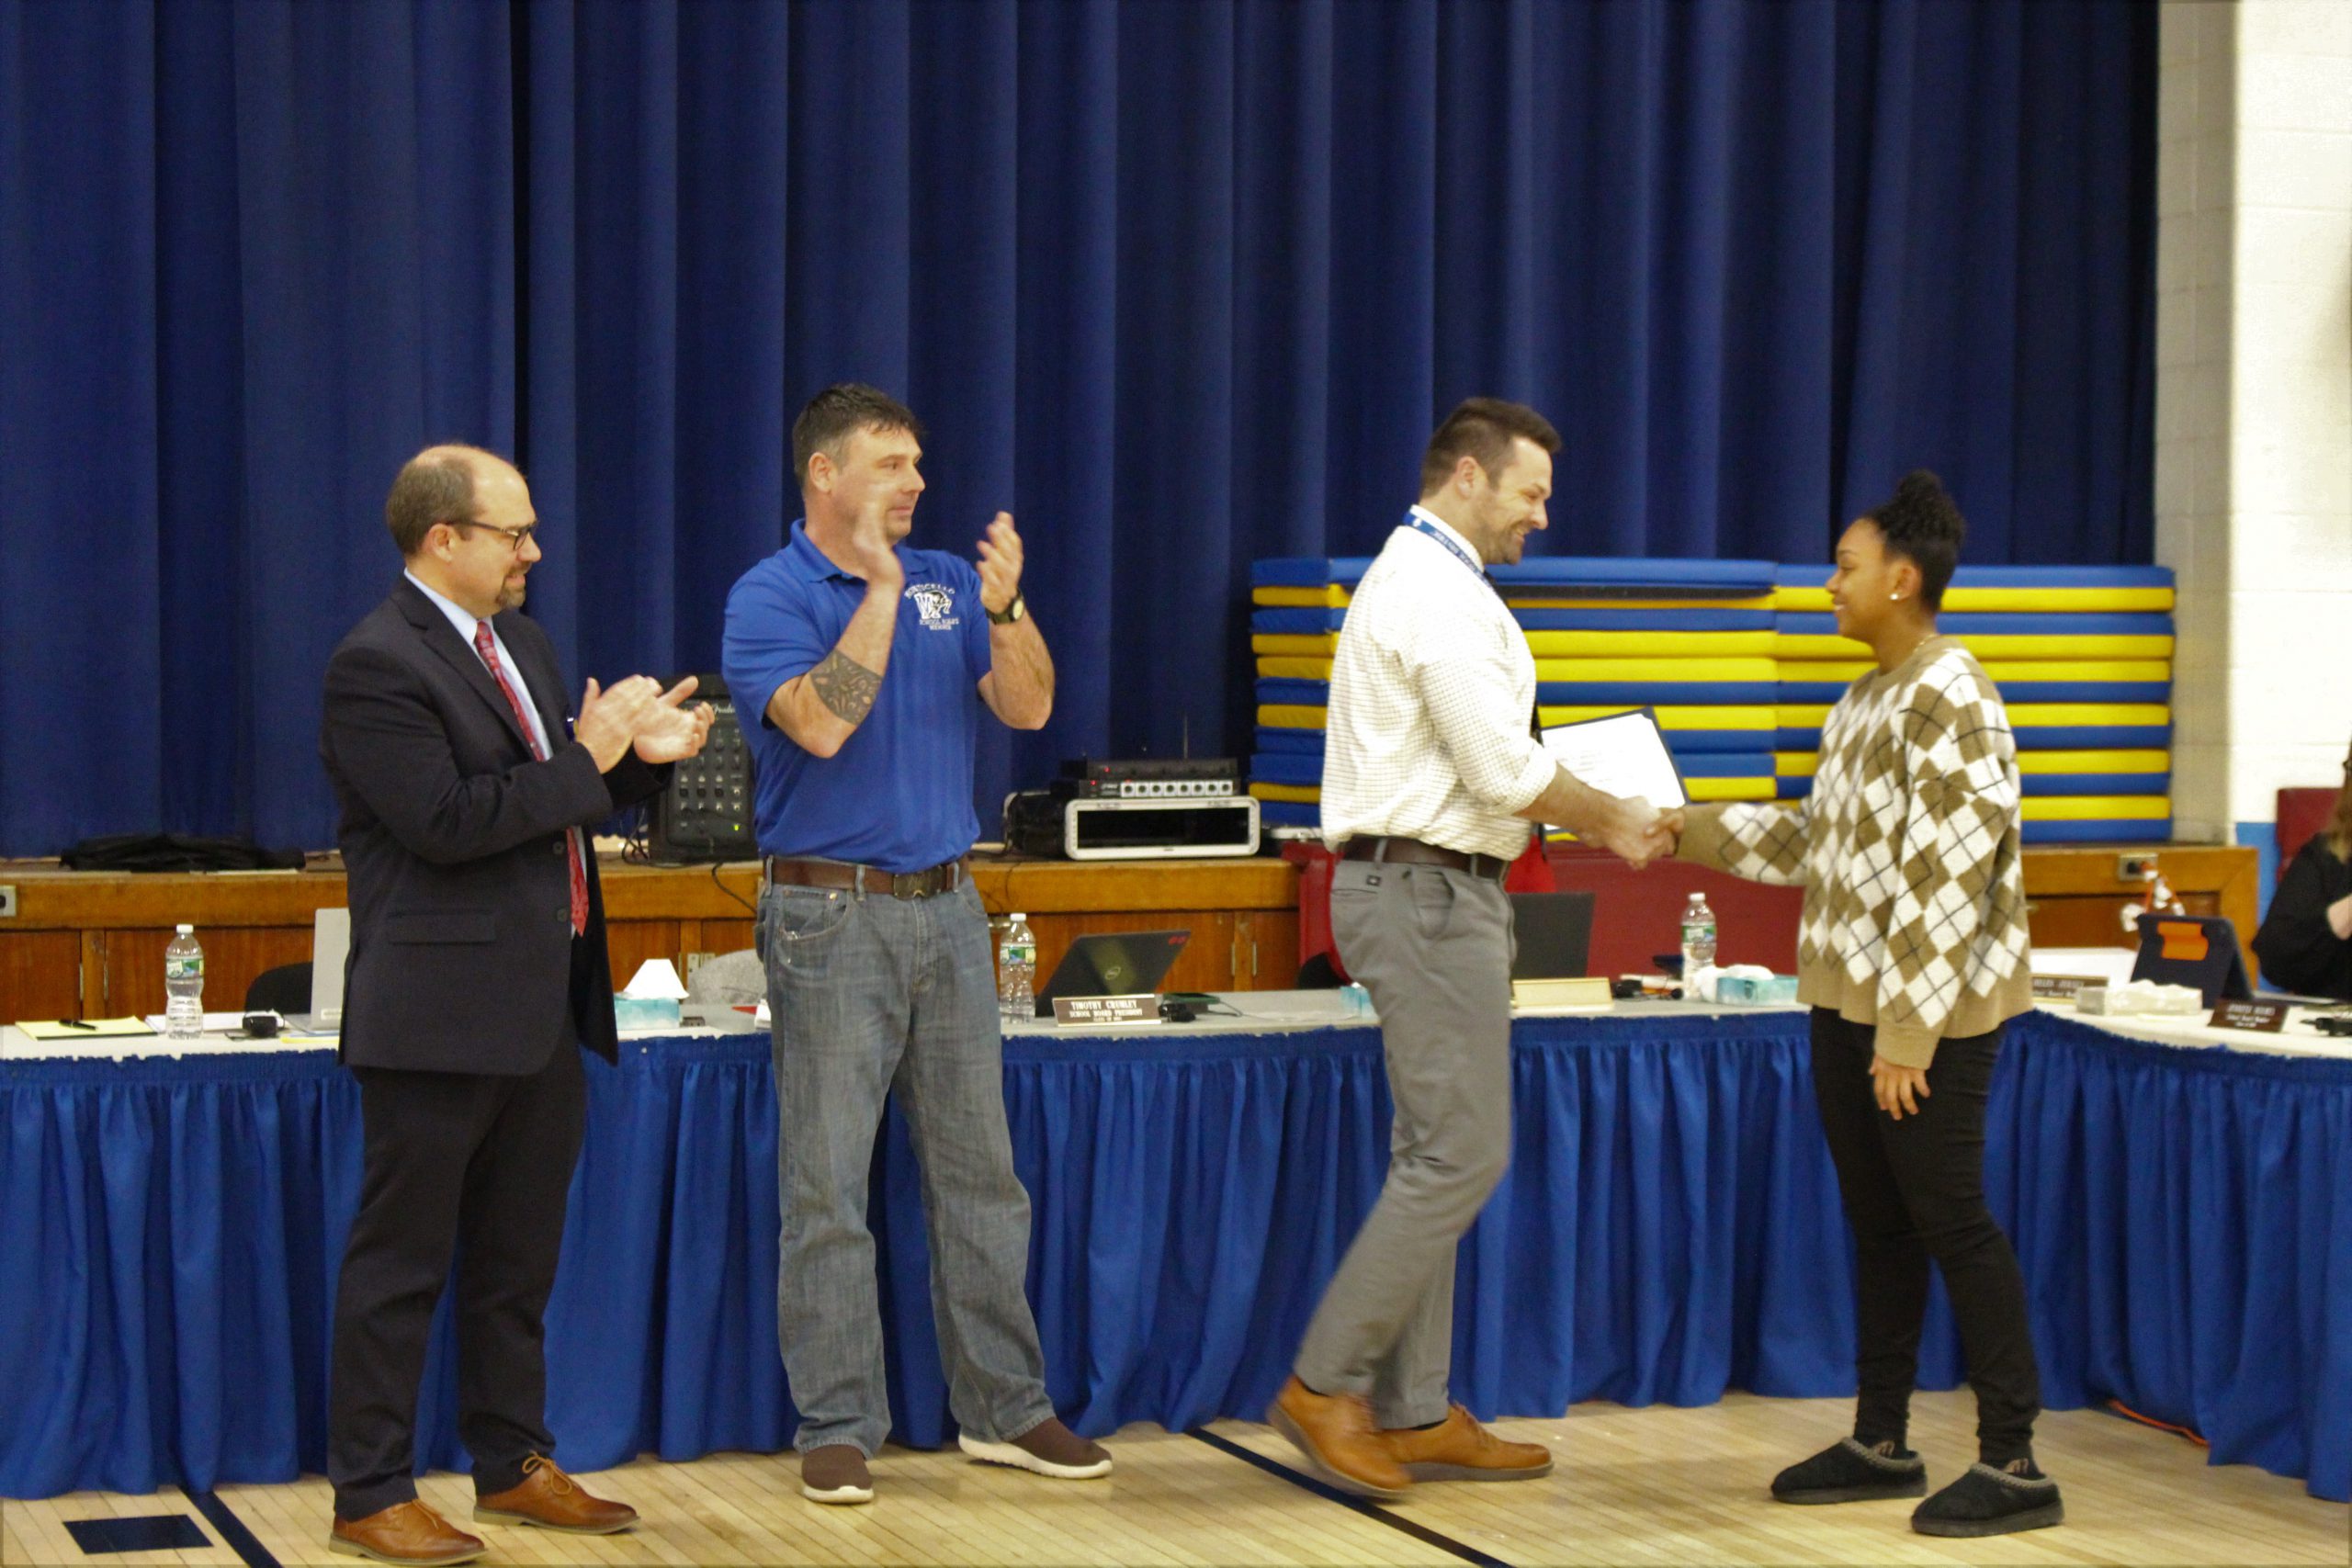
left=60, top=1019, right=96, bottom=1030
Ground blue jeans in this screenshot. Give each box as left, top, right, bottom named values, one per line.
left=756, top=877, right=1054, bottom=1456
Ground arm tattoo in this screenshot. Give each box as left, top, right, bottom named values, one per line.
left=809, top=649, right=882, bottom=727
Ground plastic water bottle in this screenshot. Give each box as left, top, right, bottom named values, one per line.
left=164, top=924, right=206, bottom=1041
left=1679, top=893, right=1718, bottom=976
left=998, top=913, right=1037, bottom=1028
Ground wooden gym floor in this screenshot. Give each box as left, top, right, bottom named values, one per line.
left=6, top=1390, right=2345, bottom=1568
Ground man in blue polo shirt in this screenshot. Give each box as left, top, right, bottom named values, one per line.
left=721, top=384, right=1104, bottom=1507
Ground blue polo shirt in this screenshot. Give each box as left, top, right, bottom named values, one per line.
left=722, top=520, right=994, bottom=873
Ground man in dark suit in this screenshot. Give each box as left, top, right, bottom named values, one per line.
left=320, top=445, right=711, bottom=1566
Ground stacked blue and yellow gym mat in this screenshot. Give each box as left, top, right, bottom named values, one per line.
left=1770, top=564, right=2174, bottom=843
left=1249, top=556, right=2173, bottom=847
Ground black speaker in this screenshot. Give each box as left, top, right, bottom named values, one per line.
left=644, top=674, right=753, bottom=863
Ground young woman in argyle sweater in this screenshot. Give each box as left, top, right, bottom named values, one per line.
left=1664, top=471, right=2062, bottom=1540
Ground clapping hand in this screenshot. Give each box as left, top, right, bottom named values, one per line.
left=850, top=511, right=905, bottom=592
left=631, top=676, right=716, bottom=763
left=975, top=512, right=1023, bottom=615
left=576, top=675, right=663, bottom=771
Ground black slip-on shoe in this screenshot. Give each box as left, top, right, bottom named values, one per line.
left=1770, top=1438, right=1928, bottom=1505
left=1912, top=1462, right=2064, bottom=1537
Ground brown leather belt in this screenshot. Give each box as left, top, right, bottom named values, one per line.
left=1340, top=835, right=1510, bottom=882
left=763, top=855, right=969, bottom=900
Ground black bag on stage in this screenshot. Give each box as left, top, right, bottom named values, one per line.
left=60, top=832, right=306, bottom=873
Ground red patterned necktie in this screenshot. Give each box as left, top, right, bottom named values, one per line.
left=475, top=620, right=589, bottom=934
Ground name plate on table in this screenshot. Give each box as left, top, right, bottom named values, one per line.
left=2209, top=998, right=2290, bottom=1033
left=1052, top=995, right=1161, bottom=1027
left=2032, top=976, right=2105, bottom=1000
left=1512, top=976, right=1614, bottom=1010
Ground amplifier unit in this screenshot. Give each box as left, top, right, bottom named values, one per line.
left=1054, top=775, right=1236, bottom=801
left=1004, top=790, right=1261, bottom=860
left=1057, top=757, right=1238, bottom=799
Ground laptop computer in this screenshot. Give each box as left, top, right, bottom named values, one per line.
left=1034, top=930, right=1192, bottom=1017
left=1510, top=891, right=1595, bottom=981
left=286, top=907, right=350, bottom=1032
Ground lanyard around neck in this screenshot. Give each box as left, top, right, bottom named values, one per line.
left=1402, top=512, right=1488, bottom=581
left=1405, top=511, right=1533, bottom=742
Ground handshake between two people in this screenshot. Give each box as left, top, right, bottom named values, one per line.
left=1581, top=796, right=1686, bottom=872
left=574, top=675, right=717, bottom=772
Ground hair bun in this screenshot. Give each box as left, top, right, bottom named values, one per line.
left=1861, top=468, right=1967, bottom=609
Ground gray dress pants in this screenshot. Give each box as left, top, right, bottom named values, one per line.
left=1294, top=857, right=1514, bottom=1427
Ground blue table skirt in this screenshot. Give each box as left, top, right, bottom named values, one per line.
left=4, top=1011, right=2346, bottom=1502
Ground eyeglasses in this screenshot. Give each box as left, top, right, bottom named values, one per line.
left=451, top=520, right=538, bottom=550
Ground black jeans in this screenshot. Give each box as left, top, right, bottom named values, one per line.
left=1810, top=1009, right=2041, bottom=1464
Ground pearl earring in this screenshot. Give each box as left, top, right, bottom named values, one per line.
left=1890, top=592, right=1901, bottom=601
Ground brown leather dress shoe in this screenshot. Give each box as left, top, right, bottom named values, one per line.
left=1382, top=1405, right=1554, bottom=1482
left=1267, top=1375, right=1411, bottom=1499
left=473, top=1454, right=639, bottom=1534
left=328, top=1500, right=485, bottom=1566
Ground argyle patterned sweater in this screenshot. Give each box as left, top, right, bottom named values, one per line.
left=1677, top=635, right=2032, bottom=1068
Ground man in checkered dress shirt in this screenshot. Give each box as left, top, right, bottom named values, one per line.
left=1269, top=399, right=1669, bottom=1501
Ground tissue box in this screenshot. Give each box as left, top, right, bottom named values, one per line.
left=1716, top=973, right=1800, bottom=1005
left=2139, top=984, right=2206, bottom=1015
left=2075, top=987, right=2119, bottom=1014
left=613, top=995, right=682, bottom=1031
left=2075, top=981, right=2203, bottom=1017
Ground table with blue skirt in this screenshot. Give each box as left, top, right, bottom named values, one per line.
left=3, top=1007, right=2346, bottom=1503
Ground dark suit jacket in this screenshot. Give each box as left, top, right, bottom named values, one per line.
left=320, top=578, right=670, bottom=1073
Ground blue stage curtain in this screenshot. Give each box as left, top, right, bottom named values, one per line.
left=0, top=0, right=2153, bottom=854
left=7, top=1012, right=2346, bottom=1503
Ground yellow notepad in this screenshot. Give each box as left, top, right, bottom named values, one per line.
left=18, top=1017, right=157, bottom=1040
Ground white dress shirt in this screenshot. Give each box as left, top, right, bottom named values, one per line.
left=1318, top=506, right=1554, bottom=860
left=404, top=570, right=559, bottom=759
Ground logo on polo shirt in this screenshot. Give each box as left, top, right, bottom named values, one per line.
left=907, top=582, right=958, bottom=630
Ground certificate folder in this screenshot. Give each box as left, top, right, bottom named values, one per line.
left=1537, top=706, right=1690, bottom=815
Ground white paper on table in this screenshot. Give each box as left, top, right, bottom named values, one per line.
left=141, top=1010, right=254, bottom=1033
left=1539, top=707, right=1687, bottom=817
left=621, top=958, right=689, bottom=999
